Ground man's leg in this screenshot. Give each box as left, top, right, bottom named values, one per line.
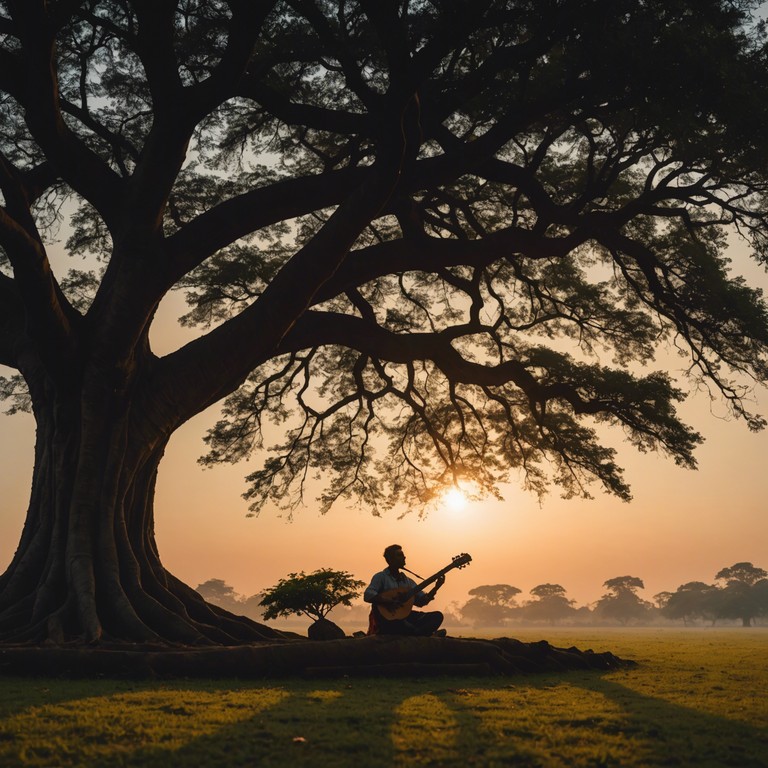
left=407, top=610, right=444, bottom=636
left=374, top=609, right=413, bottom=635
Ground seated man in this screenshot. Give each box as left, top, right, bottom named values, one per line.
left=364, top=544, right=445, bottom=636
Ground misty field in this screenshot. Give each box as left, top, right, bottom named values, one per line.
left=0, top=628, right=765, bottom=767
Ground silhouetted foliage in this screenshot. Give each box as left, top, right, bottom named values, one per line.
left=715, top=562, right=768, bottom=587
left=2, top=0, right=768, bottom=645
left=259, top=569, right=365, bottom=622
left=594, top=576, right=652, bottom=625
left=660, top=581, right=719, bottom=625
left=460, top=584, right=521, bottom=626
left=713, top=562, right=768, bottom=626
left=195, top=579, right=242, bottom=612
left=469, top=584, right=522, bottom=607
left=195, top=578, right=267, bottom=622
left=521, top=583, right=576, bottom=624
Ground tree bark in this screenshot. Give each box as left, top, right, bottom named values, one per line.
left=0, top=372, right=282, bottom=646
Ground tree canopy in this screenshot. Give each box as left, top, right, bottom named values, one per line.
left=1, top=0, right=768, bottom=645
left=468, top=584, right=522, bottom=606
left=713, top=562, right=768, bottom=626
left=594, top=575, right=651, bottom=624
left=521, top=583, right=575, bottom=623
left=659, top=581, right=719, bottom=625
left=715, top=562, right=768, bottom=587
left=259, top=568, right=365, bottom=622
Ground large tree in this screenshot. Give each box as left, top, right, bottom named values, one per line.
left=660, top=581, right=719, bottom=626
left=1, top=0, right=768, bottom=646
left=713, top=562, right=768, bottom=626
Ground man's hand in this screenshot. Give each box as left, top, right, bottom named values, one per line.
left=428, top=574, right=446, bottom=599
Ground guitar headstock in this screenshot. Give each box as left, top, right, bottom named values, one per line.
left=452, top=552, right=472, bottom=569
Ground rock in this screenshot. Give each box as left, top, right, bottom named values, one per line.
left=307, top=618, right=346, bottom=641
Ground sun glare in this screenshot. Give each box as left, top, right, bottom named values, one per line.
left=442, top=487, right=468, bottom=514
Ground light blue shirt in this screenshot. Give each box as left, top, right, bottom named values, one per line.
left=364, top=568, right=433, bottom=607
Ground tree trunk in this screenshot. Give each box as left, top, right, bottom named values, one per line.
left=0, top=375, right=282, bottom=646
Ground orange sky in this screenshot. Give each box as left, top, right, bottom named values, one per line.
left=1, top=244, right=767, bottom=616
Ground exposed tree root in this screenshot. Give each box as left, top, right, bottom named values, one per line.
left=0, top=635, right=635, bottom=678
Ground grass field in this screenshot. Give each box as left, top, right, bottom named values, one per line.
left=0, top=628, right=766, bottom=767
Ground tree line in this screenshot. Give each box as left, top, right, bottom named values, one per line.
left=456, top=563, right=768, bottom=628
left=197, top=561, right=768, bottom=632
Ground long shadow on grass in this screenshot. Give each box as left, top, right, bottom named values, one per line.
left=90, top=684, right=400, bottom=768
left=86, top=679, right=542, bottom=768
left=565, top=675, right=768, bottom=767
left=9, top=672, right=766, bottom=767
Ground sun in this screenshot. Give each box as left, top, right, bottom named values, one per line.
left=442, top=487, right=468, bottom=514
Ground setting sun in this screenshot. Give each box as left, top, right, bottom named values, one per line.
left=442, top=487, right=468, bottom=514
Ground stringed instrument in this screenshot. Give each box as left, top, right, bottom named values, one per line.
left=376, top=552, right=472, bottom=621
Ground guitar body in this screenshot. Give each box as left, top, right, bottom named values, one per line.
left=376, top=587, right=416, bottom=621
left=373, top=553, right=472, bottom=623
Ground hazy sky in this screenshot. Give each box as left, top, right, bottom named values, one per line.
left=2, top=238, right=767, bottom=620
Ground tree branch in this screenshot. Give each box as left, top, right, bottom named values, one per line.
left=5, top=0, right=124, bottom=224
left=150, top=155, right=407, bottom=429
left=0, top=152, right=79, bottom=374
left=313, top=227, right=587, bottom=303
left=278, top=310, right=700, bottom=463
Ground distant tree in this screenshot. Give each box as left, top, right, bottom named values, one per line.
left=259, top=569, right=365, bottom=623
left=594, top=576, right=651, bottom=625
left=195, top=578, right=242, bottom=613
left=521, top=584, right=576, bottom=625
left=460, top=584, right=521, bottom=627
left=441, top=601, right=468, bottom=628
left=754, top=580, right=768, bottom=625
left=713, top=562, right=768, bottom=627
left=715, top=563, right=768, bottom=587
left=460, top=597, right=509, bottom=628
left=661, top=582, right=719, bottom=626
left=195, top=579, right=267, bottom=622
left=469, top=584, right=522, bottom=607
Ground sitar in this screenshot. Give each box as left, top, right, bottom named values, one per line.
left=376, top=552, right=472, bottom=621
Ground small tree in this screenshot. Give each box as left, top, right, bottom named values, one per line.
left=468, top=584, right=522, bottom=608
left=195, top=579, right=243, bottom=614
left=195, top=578, right=267, bottom=622
left=522, top=584, right=576, bottom=625
left=594, top=576, right=651, bottom=625
left=259, top=569, right=365, bottom=623
left=460, top=584, right=521, bottom=627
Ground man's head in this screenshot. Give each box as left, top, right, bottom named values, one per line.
left=383, top=544, right=405, bottom=567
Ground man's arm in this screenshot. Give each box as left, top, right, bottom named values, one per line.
left=414, top=574, right=446, bottom=607
left=363, top=572, right=384, bottom=604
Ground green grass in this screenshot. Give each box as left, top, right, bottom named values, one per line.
left=0, top=628, right=766, bottom=767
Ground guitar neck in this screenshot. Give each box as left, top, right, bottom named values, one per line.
left=406, top=563, right=458, bottom=598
